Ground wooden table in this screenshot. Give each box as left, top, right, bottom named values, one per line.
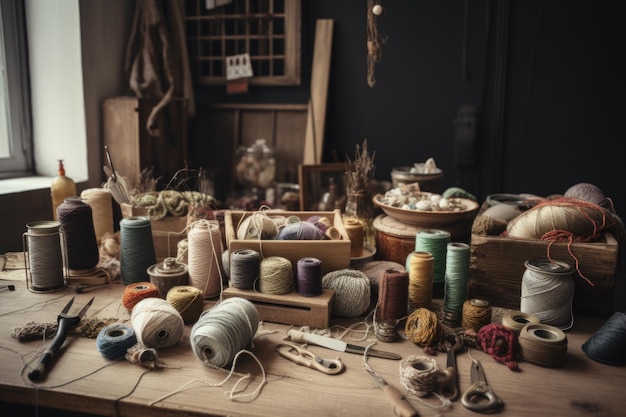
left=0, top=279, right=623, bottom=417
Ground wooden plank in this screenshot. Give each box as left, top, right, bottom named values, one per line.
left=303, top=19, right=334, bottom=164
left=102, top=97, right=139, bottom=179
left=222, top=287, right=334, bottom=328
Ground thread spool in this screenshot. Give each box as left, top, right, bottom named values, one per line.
left=229, top=249, right=261, bottom=290
left=120, top=216, right=156, bottom=285
left=322, top=269, right=371, bottom=318
left=190, top=297, right=260, bottom=368
left=147, top=257, right=189, bottom=299
left=399, top=355, right=440, bottom=397
left=520, top=258, right=574, bottom=329
left=582, top=312, right=626, bottom=366
left=96, top=323, right=137, bottom=360
left=259, top=256, right=293, bottom=295
left=80, top=188, right=114, bottom=243
left=167, top=285, right=205, bottom=324
left=22, top=221, right=68, bottom=293
left=57, top=197, right=100, bottom=271
left=501, top=310, right=541, bottom=335
left=187, top=220, right=223, bottom=298
left=122, top=281, right=161, bottom=311
left=325, top=226, right=342, bottom=240
left=407, top=251, right=434, bottom=310
left=378, top=269, right=409, bottom=321
left=131, top=297, right=185, bottom=349
left=405, top=308, right=444, bottom=347
left=296, top=257, right=323, bottom=296
left=518, top=323, right=568, bottom=367
left=442, top=242, right=470, bottom=327
left=408, top=229, right=450, bottom=284
left=461, top=299, right=492, bottom=332
left=344, top=218, right=364, bottom=257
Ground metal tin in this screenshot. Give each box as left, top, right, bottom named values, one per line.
left=147, top=257, right=189, bottom=298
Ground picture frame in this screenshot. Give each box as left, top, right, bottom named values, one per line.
left=298, top=163, right=348, bottom=211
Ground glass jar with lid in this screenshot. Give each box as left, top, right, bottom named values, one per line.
left=235, top=138, right=276, bottom=190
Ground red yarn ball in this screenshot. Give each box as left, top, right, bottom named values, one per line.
left=477, top=323, right=519, bottom=371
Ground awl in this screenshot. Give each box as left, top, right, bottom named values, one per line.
left=286, top=329, right=401, bottom=360
left=366, top=367, right=420, bottom=417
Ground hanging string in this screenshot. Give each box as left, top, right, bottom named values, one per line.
left=322, top=269, right=371, bottom=318
left=477, top=324, right=519, bottom=370
left=80, top=188, right=114, bottom=243
left=167, top=285, right=205, bottom=324
left=366, top=0, right=386, bottom=87
left=131, top=297, right=185, bottom=349
left=405, top=308, right=444, bottom=349
left=258, top=256, right=294, bottom=295
left=187, top=220, right=224, bottom=299
left=57, top=197, right=100, bottom=271
left=518, top=323, right=567, bottom=368
left=119, top=216, right=156, bottom=285
left=190, top=297, right=260, bottom=368
left=582, top=312, right=626, bottom=366
left=122, top=281, right=161, bottom=311
left=442, top=242, right=470, bottom=326
left=96, top=323, right=137, bottom=360
left=23, top=221, right=67, bottom=292
left=520, top=258, right=574, bottom=330
left=410, top=229, right=450, bottom=284
left=228, top=249, right=261, bottom=290
left=461, top=299, right=492, bottom=332
left=296, top=257, right=323, bottom=297
left=377, top=269, right=408, bottom=321
left=407, top=251, right=434, bottom=310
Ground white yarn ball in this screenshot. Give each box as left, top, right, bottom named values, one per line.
left=131, top=297, right=184, bottom=349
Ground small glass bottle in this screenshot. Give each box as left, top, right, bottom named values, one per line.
left=51, top=160, right=76, bottom=220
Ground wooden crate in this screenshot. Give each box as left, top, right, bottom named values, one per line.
left=469, top=232, right=619, bottom=316
left=224, top=209, right=350, bottom=276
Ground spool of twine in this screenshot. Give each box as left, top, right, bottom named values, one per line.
left=96, top=323, right=137, bottom=360
left=322, top=269, right=371, bottom=318
left=190, top=297, right=259, bottom=368
left=259, top=256, right=294, bottom=295
left=80, top=188, right=114, bottom=243
left=399, top=355, right=440, bottom=397
left=237, top=212, right=279, bottom=240
left=131, top=297, right=185, bottom=349
left=582, top=312, right=626, bottom=366
left=23, top=221, right=66, bottom=292
left=276, top=221, right=325, bottom=240
left=410, top=229, right=450, bottom=283
left=501, top=310, right=541, bottom=335
left=344, top=218, right=364, bottom=257
left=405, top=307, right=444, bottom=347
left=122, top=281, right=161, bottom=311
left=187, top=220, right=223, bottom=298
left=167, top=285, right=205, bottom=324
left=461, top=299, right=492, bottom=332
left=229, top=249, right=261, bottom=290
left=120, top=216, right=156, bottom=285
left=296, top=257, right=323, bottom=296
left=477, top=323, right=519, bottom=370
left=177, top=238, right=188, bottom=265
left=442, top=242, right=471, bottom=326
left=518, top=323, right=567, bottom=367
left=407, top=251, right=434, bottom=310
left=57, top=197, right=100, bottom=271
left=378, top=269, right=409, bottom=321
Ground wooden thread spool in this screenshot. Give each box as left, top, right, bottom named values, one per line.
left=344, top=218, right=364, bottom=257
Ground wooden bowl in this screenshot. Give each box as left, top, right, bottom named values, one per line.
left=372, top=193, right=479, bottom=226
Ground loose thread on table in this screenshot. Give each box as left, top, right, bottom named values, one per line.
left=259, top=256, right=293, bottom=295
left=443, top=242, right=470, bottom=317
left=408, top=251, right=434, bottom=310
left=377, top=269, right=408, bottom=321
left=120, top=216, right=156, bottom=285
left=131, top=297, right=184, bottom=349
left=229, top=248, right=261, bottom=290
left=57, top=197, right=100, bottom=271
left=296, top=257, right=323, bottom=296
left=412, top=229, right=450, bottom=283
left=187, top=220, right=223, bottom=299
left=23, top=221, right=66, bottom=291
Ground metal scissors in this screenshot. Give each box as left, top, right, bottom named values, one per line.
left=275, top=342, right=345, bottom=375
left=461, top=357, right=503, bottom=413
left=438, top=332, right=463, bottom=400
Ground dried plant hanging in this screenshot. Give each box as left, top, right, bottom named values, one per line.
left=367, top=0, right=386, bottom=87
left=346, top=139, right=376, bottom=196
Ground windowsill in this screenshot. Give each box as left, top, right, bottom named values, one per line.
left=0, top=176, right=55, bottom=195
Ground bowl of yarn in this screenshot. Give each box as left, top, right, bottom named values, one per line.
left=373, top=184, right=479, bottom=226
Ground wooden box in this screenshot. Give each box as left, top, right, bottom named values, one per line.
left=121, top=203, right=187, bottom=262
left=469, top=232, right=619, bottom=316
left=224, top=209, right=350, bottom=276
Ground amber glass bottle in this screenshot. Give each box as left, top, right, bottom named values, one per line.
left=50, top=160, right=77, bottom=220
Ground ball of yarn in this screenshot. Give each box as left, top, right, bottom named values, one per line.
left=399, top=355, right=440, bottom=397
left=190, top=297, right=259, bottom=368
left=477, top=324, right=518, bottom=370
left=166, top=285, right=205, bottom=324
left=405, top=308, right=444, bottom=347
left=122, top=281, right=161, bottom=311
left=275, top=221, right=325, bottom=240
left=131, top=297, right=184, bottom=349
left=237, top=212, right=279, bottom=240
left=96, top=323, right=137, bottom=360
left=472, top=203, right=522, bottom=236
left=582, top=312, right=626, bottom=366
left=322, top=269, right=371, bottom=318
left=564, top=182, right=606, bottom=206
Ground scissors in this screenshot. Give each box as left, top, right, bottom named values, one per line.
left=275, top=342, right=345, bottom=375
left=461, top=357, right=503, bottom=413
left=438, top=332, right=463, bottom=401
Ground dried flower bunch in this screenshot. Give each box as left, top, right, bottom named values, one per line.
left=346, top=139, right=376, bottom=194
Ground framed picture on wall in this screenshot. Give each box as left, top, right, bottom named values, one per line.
left=298, top=163, right=348, bottom=211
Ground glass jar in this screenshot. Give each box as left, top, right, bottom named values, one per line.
left=235, top=139, right=276, bottom=189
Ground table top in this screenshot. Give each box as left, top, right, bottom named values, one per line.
left=0, top=277, right=623, bottom=417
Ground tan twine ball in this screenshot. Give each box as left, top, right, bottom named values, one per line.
left=166, top=285, right=204, bottom=324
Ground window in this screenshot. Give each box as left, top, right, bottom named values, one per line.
left=184, top=0, right=301, bottom=86
left=0, top=0, right=32, bottom=179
